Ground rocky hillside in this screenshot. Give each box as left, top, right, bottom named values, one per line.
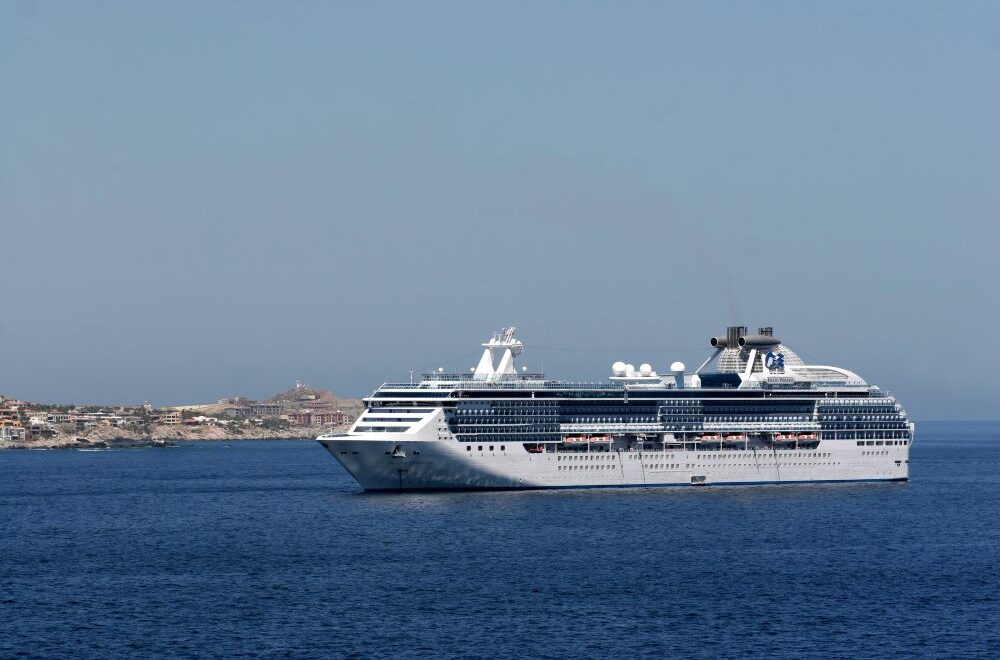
left=266, top=386, right=364, bottom=418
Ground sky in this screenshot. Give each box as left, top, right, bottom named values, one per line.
left=1, top=1, right=998, bottom=419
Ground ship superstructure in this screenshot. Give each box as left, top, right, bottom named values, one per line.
left=319, top=327, right=913, bottom=491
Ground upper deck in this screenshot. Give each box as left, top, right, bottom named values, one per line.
left=368, top=381, right=892, bottom=401
left=373, top=325, right=872, bottom=398
left=347, top=328, right=911, bottom=446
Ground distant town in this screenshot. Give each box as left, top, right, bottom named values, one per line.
left=0, top=381, right=362, bottom=449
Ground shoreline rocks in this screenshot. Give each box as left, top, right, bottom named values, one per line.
left=0, top=423, right=346, bottom=450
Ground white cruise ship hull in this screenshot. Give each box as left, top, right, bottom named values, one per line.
left=319, top=436, right=909, bottom=491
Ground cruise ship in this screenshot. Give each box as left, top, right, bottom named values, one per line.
left=319, top=327, right=913, bottom=491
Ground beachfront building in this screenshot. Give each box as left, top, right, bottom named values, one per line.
left=153, top=410, right=181, bottom=425
left=224, top=403, right=284, bottom=419
left=287, top=410, right=351, bottom=427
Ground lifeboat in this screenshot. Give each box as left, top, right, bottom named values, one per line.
left=526, top=445, right=544, bottom=454
left=699, top=433, right=722, bottom=441
left=798, top=433, right=817, bottom=440
left=773, top=433, right=796, bottom=442
left=563, top=435, right=611, bottom=445
left=724, top=433, right=747, bottom=442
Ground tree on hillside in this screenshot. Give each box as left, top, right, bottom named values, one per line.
left=261, top=417, right=290, bottom=431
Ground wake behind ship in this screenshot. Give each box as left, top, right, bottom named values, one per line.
left=319, top=327, right=913, bottom=491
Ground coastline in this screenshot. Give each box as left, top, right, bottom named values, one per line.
left=0, top=423, right=343, bottom=450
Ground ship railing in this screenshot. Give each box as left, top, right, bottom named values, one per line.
left=378, top=381, right=626, bottom=391
left=817, top=392, right=893, bottom=404
left=559, top=423, right=664, bottom=433
left=419, top=372, right=547, bottom=382
left=701, top=421, right=821, bottom=431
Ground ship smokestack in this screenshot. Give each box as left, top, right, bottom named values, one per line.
left=738, top=333, right=781, bottom=347
left=727, top=325, right=747, bottom=348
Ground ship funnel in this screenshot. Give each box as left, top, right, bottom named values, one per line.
left=728, top=326, right=747, bottom=348
left=712, top=326, right=747, bottom=348
left=738, top=334, right=781, bottom=348
left=671, top=361, right=686, bottom=389
left=714, top=325, right=780, bottom=347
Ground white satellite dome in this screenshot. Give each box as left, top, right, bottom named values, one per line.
left=639, top=363, right=652, bottom=376
left=670, top=361, right=686, bottom=373
left=611, top=361, right=627, bottom=377
left=625, top=363, right=636, bottom=375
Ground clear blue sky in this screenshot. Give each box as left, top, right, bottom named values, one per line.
left=2, top=1, right=998, bottom=418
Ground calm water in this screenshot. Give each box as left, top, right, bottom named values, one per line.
left=2, top=422, right=999, bottom=659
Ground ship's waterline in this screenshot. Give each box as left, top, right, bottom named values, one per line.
left=320, top=326, right=913, bottom=491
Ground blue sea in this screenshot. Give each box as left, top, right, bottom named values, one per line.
left=2, top=422, right=999, bottom=659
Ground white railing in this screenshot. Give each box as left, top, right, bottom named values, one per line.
left=701, top=421, right=821, bottom=431
left=559, top=423, right=664, bottom=433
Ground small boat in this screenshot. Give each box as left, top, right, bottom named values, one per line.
left=699, top=433, right=722, bottom=441
left=525, top=445, right=544, bottom=454
left=798, top=433, right=817, bottom=440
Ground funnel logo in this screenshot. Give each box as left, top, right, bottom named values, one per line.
left=764, top=352, right=785, bottom=370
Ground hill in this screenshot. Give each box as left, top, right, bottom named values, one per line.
left=266, top=386, right=364, bottom=417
